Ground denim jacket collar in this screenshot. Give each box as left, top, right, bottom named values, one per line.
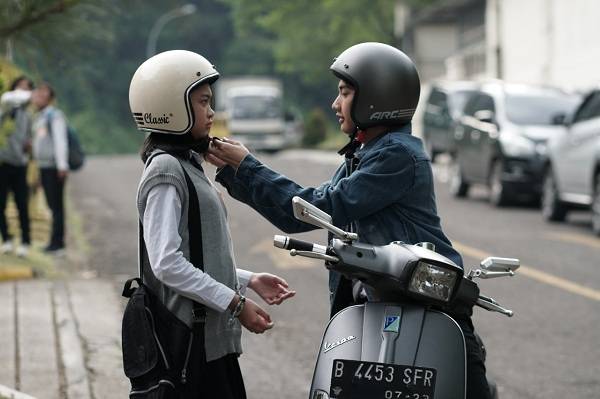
left=355, top=122, right=412, bottom=159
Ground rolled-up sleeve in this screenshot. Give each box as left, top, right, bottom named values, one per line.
left=236, top=268, right=253, bottom=294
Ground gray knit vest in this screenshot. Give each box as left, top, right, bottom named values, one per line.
left=136, top=150, right=242, bottom=362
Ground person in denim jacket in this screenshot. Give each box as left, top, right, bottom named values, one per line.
left=207, top=42, right=492, bottom=399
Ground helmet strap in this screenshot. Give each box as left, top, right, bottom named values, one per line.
left=337, top=127, right=362, bottom=157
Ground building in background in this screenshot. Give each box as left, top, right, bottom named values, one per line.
left=397, top=0, right=600, bottom=91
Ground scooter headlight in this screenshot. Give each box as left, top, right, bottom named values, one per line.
left=408, top=261, right=458, bottom=303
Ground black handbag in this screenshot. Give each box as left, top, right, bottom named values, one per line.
left=122, top=153, right=206, bottom=398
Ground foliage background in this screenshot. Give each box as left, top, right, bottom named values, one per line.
left=0, top=0, right=434, bottom=153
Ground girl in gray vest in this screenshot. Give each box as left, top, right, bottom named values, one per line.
left=129, top=50, right=295, bottom=398
left=0, top=76, right=33, bottom=257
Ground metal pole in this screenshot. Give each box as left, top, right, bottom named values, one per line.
left=145, top=4, right=197, bottom=59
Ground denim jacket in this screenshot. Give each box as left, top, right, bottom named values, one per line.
left=216, top=124, right=463, bottom=312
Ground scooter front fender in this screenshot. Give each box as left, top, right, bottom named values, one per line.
left=310, top=302, right=466, bottom=399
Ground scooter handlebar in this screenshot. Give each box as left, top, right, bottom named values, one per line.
left=273, top=235, right=328, bottom=254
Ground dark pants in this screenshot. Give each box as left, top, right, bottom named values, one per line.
left=453, top=315, right=492, bottom=399
left=0, top=163, right=30, bottom=244
left=40, top=168, right=65, bottom=248
left=178, top=323, right=246, bottom=399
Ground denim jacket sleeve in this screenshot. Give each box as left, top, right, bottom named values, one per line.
left=215, top=143, right=416, bottom=234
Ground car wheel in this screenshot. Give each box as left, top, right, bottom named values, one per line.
left=592, top=173, right=600, bottom=236
left=449, top=157, right=469, bottom=198
left=541, top=168, right=568, bottom=222
left=489, top=161, right=510, bottom=207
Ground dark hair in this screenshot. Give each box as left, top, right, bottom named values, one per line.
left=10, top=76, right=34, bottom=91
left=37, top=82, right=55, bottom=99
left=140, top=132, right=211, bottom=163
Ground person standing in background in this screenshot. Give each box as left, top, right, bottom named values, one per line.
left=31, top=82, right=68, bottom=253
left=0, top=76, right=34, bottom=257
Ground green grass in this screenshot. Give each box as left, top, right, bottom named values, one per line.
left=1, top=187, right=58, bottom=279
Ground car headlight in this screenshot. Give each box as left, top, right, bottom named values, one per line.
left=408, top=261, right=459, bottom=303
left=501, top=134, right=536, bottom=157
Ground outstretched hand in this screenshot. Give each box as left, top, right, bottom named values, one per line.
left=238, top=297, right=273, bottom=334
left=249, top=273, right=296, bottom=305
left=206, top=137, right=250, bottom=170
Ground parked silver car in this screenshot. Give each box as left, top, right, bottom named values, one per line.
left=542, top=88, right=600, bottom=235
left=450, top=81, right=579, bottom=206
left=422, top=81, right=478, bottom=161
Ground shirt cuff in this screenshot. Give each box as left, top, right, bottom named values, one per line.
left=234, top=153, right=261, bottom=185
left=212, top=284, right=237, bottom=313
left=236, top=268, right=254, bottom=294
left=215, top=164, right=236, bottom=184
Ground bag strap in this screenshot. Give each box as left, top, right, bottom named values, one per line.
left=45, top=109, right=54, bottom=137
left=122, top=277, right=141, bottom=298
left=138, top=151, right=206, bottom=319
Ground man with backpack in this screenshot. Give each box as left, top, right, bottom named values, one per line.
left=31, top=82, right=68, bottom=252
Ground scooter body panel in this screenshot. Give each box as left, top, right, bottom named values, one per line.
left=310, top=302, right=466, bottom=399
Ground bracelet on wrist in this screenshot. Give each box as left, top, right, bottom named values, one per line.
left=231, top=295, right=246, bottom=318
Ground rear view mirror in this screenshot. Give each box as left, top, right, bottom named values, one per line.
left=292, top=196, right=332, bottom=224
left=291, top=196, right=357, bottom=241
left=480, top=257, right=520, bottom=272
left=474, top=110, right=495, bottom=124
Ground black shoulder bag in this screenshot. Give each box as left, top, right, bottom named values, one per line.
left=121, top=153, right=206, bottom=398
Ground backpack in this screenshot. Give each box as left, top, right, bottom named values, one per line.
left=47, top=110, right=85, bottom=171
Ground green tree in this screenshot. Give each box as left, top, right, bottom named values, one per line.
left=222, top=0, right=398, bottom=125
left=0, top=0, right=82, bottom=38
left=225, top=1, right=395, bottom=84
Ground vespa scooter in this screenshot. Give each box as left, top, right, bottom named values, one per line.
left=273, top=197, right=518, bottom=399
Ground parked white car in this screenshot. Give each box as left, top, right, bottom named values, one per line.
left=542, top=88, right=600, bottom=235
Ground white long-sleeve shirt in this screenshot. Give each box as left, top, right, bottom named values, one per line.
left=0, top=90, right=32, bottom=166
left=32, top=106, right=68, bottom=171
left=0, top=89, right=31, bottom=110
left=143, top=183, right=253, bottom=313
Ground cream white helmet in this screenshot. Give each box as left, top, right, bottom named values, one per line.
left=129, top=50, right=219, bottom=135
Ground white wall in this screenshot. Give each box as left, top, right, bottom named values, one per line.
left=499, top=0, right=600, bottom=91
left=414, top=24, right=460, bottom=80
left=550, top=0, right=600, bottom=90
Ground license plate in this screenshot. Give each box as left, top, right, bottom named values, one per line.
left=330, top=359, right=436, bottom=399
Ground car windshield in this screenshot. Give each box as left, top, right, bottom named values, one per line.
left=505, top=92, right=579, bottom=125
left=230, top=95, right=281, bottom=120
left=448, top=90, right=476, bottom=116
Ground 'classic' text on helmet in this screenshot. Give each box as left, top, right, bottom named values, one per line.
left=129, top=50, right=219, bottom=135
left=330, top=42, right=420, bottom=130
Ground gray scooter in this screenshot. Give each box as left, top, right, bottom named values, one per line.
left=273, top=197, right=518, bottom=399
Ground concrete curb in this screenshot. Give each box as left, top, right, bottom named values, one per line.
left=0, top=384, right=37, bottom=399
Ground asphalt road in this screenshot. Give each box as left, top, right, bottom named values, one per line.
left=70, top=150, right=600, bottom=399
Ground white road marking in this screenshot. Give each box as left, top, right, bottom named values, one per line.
left=454, top=241, right=600, bottom=302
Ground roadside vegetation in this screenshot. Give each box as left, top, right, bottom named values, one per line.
left=1, top=0, right=434, bottom=153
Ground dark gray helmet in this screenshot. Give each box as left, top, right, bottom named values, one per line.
left=330, top=42, right=420, bottom=130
